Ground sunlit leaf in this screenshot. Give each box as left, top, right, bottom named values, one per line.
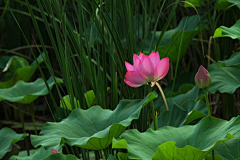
left=213, top=19, right=240, bottom=40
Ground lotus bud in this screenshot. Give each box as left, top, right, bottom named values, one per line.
left=51, top=148, right=59, bottom=154
left=195, top=65, right=211, bottom=89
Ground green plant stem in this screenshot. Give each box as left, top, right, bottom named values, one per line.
left=212, top=149, right=215, bottom=160
left=156, top=82, right=169, bottom=111
left=28, top=104, right=38, bottom=135
left=204, top=89, right=211, bottom=116
left=151, top=101, right=157, bottom=130
left=103, top=149, right=108, bottom=159
left=18, top=104, right=30, bottom=156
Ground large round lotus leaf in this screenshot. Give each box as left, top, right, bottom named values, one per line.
left=31, top=92, right=157, bottom=150
left=112, top=116, right=240, bottom=160
left=0, top=53, right=45, bottom=88
left=208, top=64, right=240, bottom=94
left=140, top=15, right=206, bottom=63
left=211, top=133, right=240, bottom=160
left=9, top=147, right=69, bottom=160
left=154, top=100, right=207, bottom=128
left=0, top=127, right=27, bottom=159
left=214, top=0, right=240, bottom=10
left=154, top=85, right=203, bottom=112
left=213, top=19, right=240, bottom=40
left=219, top=52, right=240, bottom=67
left=0, top=76, right=63, bottom=104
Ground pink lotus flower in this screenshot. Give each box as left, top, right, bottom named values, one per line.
left=195, top=65, right=211, bottom=89
left=124, top=52, right=169, bottom=87
left=51, top=148, right=59, bottom=154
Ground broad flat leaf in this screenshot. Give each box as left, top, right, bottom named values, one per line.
left=213, top=19, right=240, bottom=40
left=44, top=153, right=80, bottom=160
left=164, top=71, right=196, bottom=94
left=9, top=147, right=66, bottom=160
left=214, top=0, right=240, bottom=10
left=208, top=63, right=240, bottom=94
left=155, top=100, right=207, bottom=128
left=219, top=52, right=240, bottom=67
left=0, top=76, right=63, bottom=104
left=166, top=83, right=194, bottom=97
left=112, top=116, right=240, bottom=160
left=141, top=15, right=205, bottom=62
left=31, top=92, right=157, bottom=150
left=154, top=85, right=203, bottom=112
left=181, top=100, right=207, bottom=124
left=100, top=155, right=117, bottom=160
left=0, top=53, right=45, bottom=88
left=0, top=127, right=27, bottom=159
left=213, top=133, right=240, bottom=160
left=184, top=0, right=201, bottom=7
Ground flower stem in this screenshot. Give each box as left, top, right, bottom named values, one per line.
left=151, top=101, right=157, bottom=130
left=204, top=89, right=211, bottom=116
left=156, top=82, right=169, bottom=111
left=212, top=149, right=215, bottom=160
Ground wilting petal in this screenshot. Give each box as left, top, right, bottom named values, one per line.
left=149, top=51, right=160, bottom=68
left=125, top=61, right=135, bottom=72
left=153, top=57, right=169, bottom=81
left=125, top=71, right=147, bottom=87
left=139, top=56, right=155, bottom=81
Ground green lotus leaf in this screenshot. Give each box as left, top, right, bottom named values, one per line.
left=211, top=133, right=240, bottom=160
left=213, top=19, right=240, bottom=40
left=141, top=15, right=206, bottom=62
left=214, top=0, right=240, bottom=10
left=181, top=100, right=207, bottom=124
left=0, top=127, right=27, bottom=159
left=184, top=0, right=201, bottom=7
left=60, top=95, right=80, bottom=111
left=60, top=87, right=110, bottom=110
left=155, top=100, right=207, bottom=128
left=219, top=52, right=240, bottom=67
left=0, top=76, right=63, bottom=104
left=0, top=53, right=45, bottom=88
left=208, top=63, right=240, bottom=94
left=166, top=83, right=194, bottom=98
left=113, top=116, right=240, bottom=160
left=30, top=92, right=157, bottom=150
left=44, top=153, right=80, bottom=160
left=100, top=155, right=117, bottom=160
left=9, top=147, right=67, bottom=160
left=154, top=85, right=203, bottom=112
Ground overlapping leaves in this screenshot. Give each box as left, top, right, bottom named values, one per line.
left=0, top=53, right=45, bottom=88
left=0, top=127, right=27, bottom=159
left=31, top=92, right=157, bottom=150
left=0, top=76, right=63, bottom=104
left=113, top=116, right=240, bottom=160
